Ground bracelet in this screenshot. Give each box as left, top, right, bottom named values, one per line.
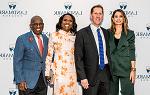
left=131, top=67, right=136, bottom=71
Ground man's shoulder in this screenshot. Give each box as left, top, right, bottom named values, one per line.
left=16, top=32, right=32, bottom=42
left=100, top=27, right=108, bottom=32
left=42, top=32, right=48, bottom=38
left=78, top=25, right=90, bottom=33
left=18, top=31, right=30, bottom=38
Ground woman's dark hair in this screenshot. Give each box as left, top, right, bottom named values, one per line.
left=56, top=13, right=77, bottom=35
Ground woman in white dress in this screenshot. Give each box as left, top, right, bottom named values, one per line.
left=45, top=13, right=81, bottom=95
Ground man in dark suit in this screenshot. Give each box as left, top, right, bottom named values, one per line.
left=13, top=16, right=48, bottom=95
left=74, top=4, right=111, bottom=95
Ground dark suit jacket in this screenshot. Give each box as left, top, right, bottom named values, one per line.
left=75, top=25, right=111, bottom=85
left=13, top=31, right=48, bottom=89
left=108, top=29, right=136, bottom=77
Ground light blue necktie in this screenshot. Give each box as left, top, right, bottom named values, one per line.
left=97, top=28, right=105, bottom=70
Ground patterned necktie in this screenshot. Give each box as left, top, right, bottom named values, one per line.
left=97, top=28, right=105, bottom=70
left=36, top=35, right=43, bottom=56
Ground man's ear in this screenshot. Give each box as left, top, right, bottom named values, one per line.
left=90, top=15, right=92, bottom=21
left=30, top=24, right=32, bottom=28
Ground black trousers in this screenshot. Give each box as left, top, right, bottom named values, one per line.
left=19, top=72, right=47, bottom=95
left=83, top=64, right=111, bottom=95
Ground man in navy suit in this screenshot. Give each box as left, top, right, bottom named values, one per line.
left=74, top=4, right=111, bottom=95
left=13, top=16, right=48, bottom=95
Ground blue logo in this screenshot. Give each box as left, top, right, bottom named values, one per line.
left=135, top=23, right=150, bottom=39
left=8, top=2, right=16, bottom=10
left=64, top=2, right=72, bottom=10
left=119, top=2, right=127, bottom=10
left=109, top=2, right=138, bottom=17
left=54, top=2, right=82, bottom=17
left=0, top=2, right=28, bottom=17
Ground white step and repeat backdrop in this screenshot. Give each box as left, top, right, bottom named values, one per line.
left=0, top=0, right=150, bottom=95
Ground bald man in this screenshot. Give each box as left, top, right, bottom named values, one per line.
left=13, top=16, right=48, bottom=95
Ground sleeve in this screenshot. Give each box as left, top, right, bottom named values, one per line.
left=45, top=33, right=54, bottom=76
left=13, top=36, right=25, bottom=84
left=74, top=31, right=87, bottom=81
left=127, top=30, right=136, bottom=61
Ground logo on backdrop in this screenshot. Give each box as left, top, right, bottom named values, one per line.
left=64, top=2, right=72, bottom=11
left=54, top=2, right=82, bottom=17
left=119, top=2, right=127, bottom=10
left=0, top=2, right=28, bottom=17
left=109, top=2, right=138, bottom=17
left=9, top=88, right=17, bottom=95
left=146, top=23, right=150, bottom=31
left=0, top=44, right=14, bottom=60
left=146, top=66, right=150, bottom=74
left=9, top=2, right=16, bottom=10
left=136, top=66, right=150, bottom=81
left=135, top=23, right=150, bottom=39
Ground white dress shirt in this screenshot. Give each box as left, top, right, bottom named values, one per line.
left=32, top=31, right=44, bottom=49
left=90, top=24, right=108, bottom=64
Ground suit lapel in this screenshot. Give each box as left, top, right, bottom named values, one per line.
left=42, top=34, right=47, bottom=58
left=117, top=31, right=127, bottom=49
left=101, top=28, right=107, bottom=42
left=101, top=27, right=109, bottom=49
left=109, top=31, right=127, bottom=54
left=86, top=26, right=99, bottom=55
left=29, top=31, right=41, bottom=57
left=109, top=31, right=116, bottom=54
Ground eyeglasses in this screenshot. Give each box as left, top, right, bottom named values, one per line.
left=32, top=23, right=44, bottom=26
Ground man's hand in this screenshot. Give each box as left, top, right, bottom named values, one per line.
left=45, top=76, right=54, bottom=84
left=18, top=81, right=27, bottom=91
left=81, top=79, right=89, bottom=89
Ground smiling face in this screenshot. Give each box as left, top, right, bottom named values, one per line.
left=30, top=16, right=44, bottom=35
left=61, top=15, right=73, bottom=32
left=112, top=11, right=124, bottom=25
left=91, top=7, right=104, bottom=27
left=110, top=9, right=128, bottom=33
